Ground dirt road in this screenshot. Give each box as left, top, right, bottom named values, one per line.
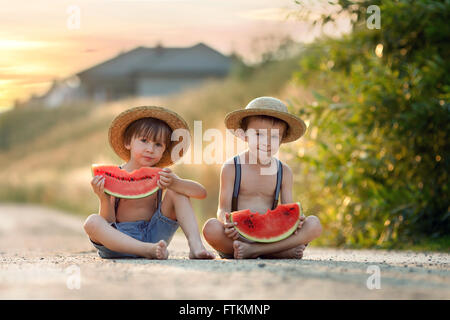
left=0, top=203, right=448, bottom=299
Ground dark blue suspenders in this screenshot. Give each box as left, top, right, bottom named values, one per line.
left=231, top=155, right=283, bottom=212
left=156, top=188, right=162, bottom=211
left=231, top=156, right=242, bottom=212
left=273, top=159, right=283, bottom=210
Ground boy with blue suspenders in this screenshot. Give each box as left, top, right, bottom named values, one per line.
left=202, top=97, right=323, bottom=259
left=85, top=106, right=214, bottom=260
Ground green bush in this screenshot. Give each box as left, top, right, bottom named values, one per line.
left=292, top=0, right=449, bottom=248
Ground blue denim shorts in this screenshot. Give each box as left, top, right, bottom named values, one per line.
left=90, top=208, right=179, bottom=259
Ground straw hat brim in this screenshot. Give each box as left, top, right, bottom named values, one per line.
left=108, top=106, right=190, bottom=167
left=224, top=108, right=307, bottom=143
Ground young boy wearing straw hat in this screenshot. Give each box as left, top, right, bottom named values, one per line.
left=84, top=106, right=214, bottom=260
left=202, top=97, right=322, bottom=259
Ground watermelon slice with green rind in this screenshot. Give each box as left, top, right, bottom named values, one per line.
left=230, top=202, right=304, bottom=243
left=91, top=164, right=162, bottom=199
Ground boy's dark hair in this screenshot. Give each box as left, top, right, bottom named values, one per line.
left=241, top=115, right=288, bottom=139
left=123, top=117, right=172, bottom=147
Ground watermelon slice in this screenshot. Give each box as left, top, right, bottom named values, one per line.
left=91, top=164, right=162, bottom=199
left=230, top=202, right=304, bottom=243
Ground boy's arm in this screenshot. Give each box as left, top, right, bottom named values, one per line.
left=280, top=163, right=294, bottom=204
left=170, top=175, right=207, bottom=199
left=98, top=196, right=116, bottom=223
left=158, top=168, right=207, bottom=199
left=217, top=161, right=235, bottom=223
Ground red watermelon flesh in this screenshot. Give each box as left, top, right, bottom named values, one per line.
left=230, top=202, right=304, bottom=243
left=91, top=164, right=162, bottom=199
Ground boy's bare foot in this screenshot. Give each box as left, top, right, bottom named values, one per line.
left=233, top=240, right=258, bottom=259
left=145, top=240, right=168, bottom=260
left=189, top=248, right=215, bottom=259
left=188, top=240, right=215, bottom=259
left=262, top=244, right=307, bottom=259
left=156, top=240, right=169, bottom=259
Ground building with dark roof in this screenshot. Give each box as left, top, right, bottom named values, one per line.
left=36, top=43, right=232, bottom=108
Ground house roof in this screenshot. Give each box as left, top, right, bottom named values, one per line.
left=76, top=43, right=231, bottom=79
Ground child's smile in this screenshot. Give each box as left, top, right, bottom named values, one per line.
left=244, top=118, right=286, bottom=162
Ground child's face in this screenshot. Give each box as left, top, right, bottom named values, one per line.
left=125, top=135, right=166, bottom=167
left=245, top=118, right=286, bottom=160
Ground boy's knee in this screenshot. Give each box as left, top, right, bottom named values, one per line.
left=306, top=215, right=322, bottom=238
left=166, top=189, right=189, bottom=202
left=202, top=218, right=223, bottom=242
left=83, top=214, right=104, bottom=234
left=161, top=189, right=188, bottom=220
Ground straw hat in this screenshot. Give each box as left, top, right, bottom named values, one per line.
left=108, top=106, right=190, bottom=167
left=224, top=97, right=307, bottom=143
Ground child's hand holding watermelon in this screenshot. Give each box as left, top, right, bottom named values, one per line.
left=224, top=212, right=239, bottom=240
left=157, top=168, right=176, bottom=189
left=293, top=215, right=306, bottom=235
left=91, top=175, right=111, bottom=201
left=294, top=214, right=309, bottom=249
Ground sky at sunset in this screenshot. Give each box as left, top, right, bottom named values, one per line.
left=0, top=0, right=351, bottom=110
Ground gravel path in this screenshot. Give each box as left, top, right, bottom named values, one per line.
left=0, top=203, right=448, bottom=299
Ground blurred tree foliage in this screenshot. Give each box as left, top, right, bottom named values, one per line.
left=292, top=0, right=449, bottom=248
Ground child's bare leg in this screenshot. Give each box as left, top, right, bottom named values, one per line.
left=83, top=214, right=168, bottom=259
left=202, top=218, right=235, bottom=255
left=260, top=244, right=307, bottom=259
left=161, top=190, right=215, bottom=259
left=233, top=215, right=322, bottom=259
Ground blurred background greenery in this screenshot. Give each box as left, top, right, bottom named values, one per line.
left=0, top=0, right=448, bottom=251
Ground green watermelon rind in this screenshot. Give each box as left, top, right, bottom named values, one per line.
left=103, top=187, right=160, bottom=199
left=91, top=164, right=160, bottom=199
left=231, top=202, right=304, bottom=243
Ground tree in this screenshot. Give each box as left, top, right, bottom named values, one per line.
left=291, top=0, right=449, bottom=248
